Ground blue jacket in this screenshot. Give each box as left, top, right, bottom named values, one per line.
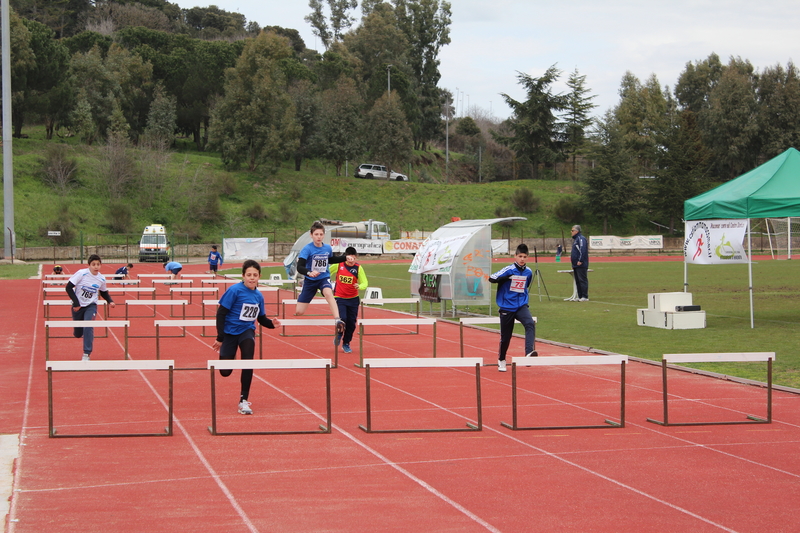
left=489, top=262, right=532, bottom=311
left=571, top=232, right=589, bottom=268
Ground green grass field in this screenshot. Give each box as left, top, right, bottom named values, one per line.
left=259, top=259, right=799, bottom=388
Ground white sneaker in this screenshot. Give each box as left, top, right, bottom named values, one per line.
left=238, top=400, right=252, bottom=415
left=82, top=353, right=90, bottom=362
left=498, top=360, right=507, bottom=372
left=579, top=298, right=589, bottom=302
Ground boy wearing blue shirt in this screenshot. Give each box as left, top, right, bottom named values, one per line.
left=212, top=260, right=280, bottom=415
left=489, top=243, right=537, bottom=372
left=295, top=221, right=348, bottom=345
left=207, top=245, right=223, bottom=275
left=164, top=260, right=182, bottom=280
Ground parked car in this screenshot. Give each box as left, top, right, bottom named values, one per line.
left=354, top=163, right=408, bottom=181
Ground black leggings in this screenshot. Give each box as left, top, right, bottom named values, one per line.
left=219, top=330, right=256, bottom=401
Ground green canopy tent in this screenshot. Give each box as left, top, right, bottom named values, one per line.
left=683, top=147, right=800, bottom=327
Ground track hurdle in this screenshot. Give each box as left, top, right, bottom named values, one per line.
left=646, top=352, right=775, bottom=427
left=272, top=319, right=340, bottom=367
left=107, top=287, right=156, bottom=299
left=360, top=297, right=421, bottom=336
left=359, top=357, right=483, bottom=433
left=207, top=358, right=332, bottom=436
left=280, top=298, right=330, bottom=320
left=458, top=316, right=537, bottom=358
left=42, top=299, right=107, bottom=319
left=356, top=318, right=437, bottom=366
left=45, top=320, right=129, bottom=360
left=154, top=319, right=215, bottom=359
left=169, top=286, right=219, bottom=304
left=47, top=359, right=174, bottom=438
left=501, top=355, right=628, bottom=431
left=125, top=299, right=187, bottom=322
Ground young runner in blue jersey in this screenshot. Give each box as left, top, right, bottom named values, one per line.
left=65, top=254, right=116, bottom=361
left=295, top=221, right=348, bottom=345
left=489, top=243, right=537, bottom=372
left=207, top=245, right=223, bottom=275
left=211, top=260, right=281, bottom=415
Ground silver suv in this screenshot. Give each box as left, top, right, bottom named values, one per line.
left=354, top=163, right=408, bottom=181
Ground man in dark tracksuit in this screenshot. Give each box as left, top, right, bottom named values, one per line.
left=489, top=243, right=537, bottom=372
left=571, top=225, right=589, bottom=301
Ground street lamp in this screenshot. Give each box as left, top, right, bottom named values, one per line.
left=387, top=64, right=393, bottom=96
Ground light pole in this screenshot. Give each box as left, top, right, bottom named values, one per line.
left=387, top=64, right=392, bottom=96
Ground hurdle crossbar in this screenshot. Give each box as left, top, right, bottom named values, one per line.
left=42, top=299, right=107, bottom=319
left=107, top=287, right=156, bottom=299
left=357, top=318, right=437, bottom=366
left=501, top=355, right=627, bottom=431
left=272, top=319, right=340, bottom=367
left=360, top=298, right=421, bottom=335
left=169, top=286, right=219, bottom=304
left=124, top=299, right=187, bottom=320
left=154, top=319, right=216, bottom=359
left=458, top=317, right=536, bottom=358
left=647, top=352, right=775, bottom=427
left=47, top=359, right=174, bottom=438
left=359, top=357, right=482, bottom=434
left=207, top=359, right=332, bottom=436
left=281, top=298, right=330, bottom=320
left=45, top=320, right=129, bottom=360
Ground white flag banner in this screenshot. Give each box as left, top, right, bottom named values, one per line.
left=408, top=234, right=471, bottom=274
left=684, top=219, right=749, bottom=265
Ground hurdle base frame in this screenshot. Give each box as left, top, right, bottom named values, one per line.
left=500, top=358, right=626, bottom=431
left=358, top=359, right=483, bottom=434
left=207, top=361, right=332, bottom=436
left=646, top=353, right=773, bottom=427
left=47, top=361, right=174, bottom=438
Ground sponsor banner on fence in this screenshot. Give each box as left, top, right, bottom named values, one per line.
left=223, top=238, right=269, bottom=261
left=383, top=239, right=425, bottom=254
left=684, top=219, right=749, bottom=265
left=330, top=238, right=384, bottom=255
left=590, top=235, right=663, bottom=249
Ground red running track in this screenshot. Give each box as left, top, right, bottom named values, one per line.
left=3, top=262, right=800, bottom=532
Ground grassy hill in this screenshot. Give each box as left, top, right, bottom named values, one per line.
left=4, top=126, right=606, bottom=247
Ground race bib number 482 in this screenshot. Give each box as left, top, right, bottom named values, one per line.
left=510, top=275, right=527, bottom=293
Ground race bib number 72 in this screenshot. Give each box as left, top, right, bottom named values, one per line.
left=510, top=275, right=527, bottom=293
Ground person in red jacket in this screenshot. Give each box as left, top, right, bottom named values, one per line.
left=328, top=246, right=368, bottom=354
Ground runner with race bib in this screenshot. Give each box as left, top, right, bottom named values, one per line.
left=65, top=254, right=116, bottom=361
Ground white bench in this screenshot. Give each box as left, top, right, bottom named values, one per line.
left=206, top=358, right=332, bottom=436
left=647, top=352, right=775, bottom=427
left=44, top=320, right=130, bottom=360
left=359, top=357, right=483, bottom=433
left=502, top=355, right=628, bottom=431
left=46, top=359, right=175, bottom=438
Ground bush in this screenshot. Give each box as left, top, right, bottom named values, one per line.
left=509, top=188, right=540, bottom=213
left=214, top=173, right=238, bottom=196
left=245, top=203, right=268, bottom=220
left=553, top=196, right=584, bottom=224
left=38, top=144, right=79, bottom=193
left=106, top=200, right=133, bottom=234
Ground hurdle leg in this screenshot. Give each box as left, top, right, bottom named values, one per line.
left=156, top=324, right=161, bottom=360
left=208, top=367, right=218, bottom=435
left=604, top=361, right=625, bottom=428
left=468, top=363, right=482, bottom=430
left=359, top=364, right=372, bottom=432
left=501, top=363, right=519, bottom=430
left=322, top=364, right=332, bottom=433
left=167, top=365, right=174, bottom=436
left=433, top=322, right=437, bottom=358
left=356, top=323, right=365, bottom=368
left=48, top=368, right=55, bottom=437
left=647, top=359, right=670, bottom=425
left=460, top=322, right=464, bottom=358
left=124, top=325, right=130, bottom=360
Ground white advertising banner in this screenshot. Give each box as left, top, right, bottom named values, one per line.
left=590, top=235, right=663, bottom=249
left=330, top=237, right=384, bottom=255
left=491, top=239, right=509, bottom=255
left=409, top=234, right=472, bottom=274
left=684, top=219, right=749, bottom=264
left=223, top=238, right=270, bottom=261
left=382, top=239, right=425, bottom=254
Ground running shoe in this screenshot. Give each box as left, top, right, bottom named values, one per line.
left=526, top=350, right=538, bottom=357
left=238, top=400, right=253, bottom=415
left=342, top=344, right=352, bottom=354
left=498, top=360, right=507, bottom=372
left=334, top=319, right=345, bottom=346
left=82, top=353, right=90, bottom=362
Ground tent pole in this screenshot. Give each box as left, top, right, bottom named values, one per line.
left=748, top=219, right=754, bottom=329
left=683, top=261, right=688, bottom=293
left=788, top=217, right=792, bottom=260
left=766, top=218, right=774, bottom=260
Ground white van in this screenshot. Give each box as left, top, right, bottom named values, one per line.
left=138, top=224, right=171, bottom=262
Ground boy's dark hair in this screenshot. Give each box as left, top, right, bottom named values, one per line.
left=127, top=263, right=133, bottom=268
left=310, top=221, right=325, bottom=233
left=87, top=254, right=102, bottom=264
left=242, top=259, right=261, bottom=274
left=516, top=244, right=529, bottom=255
left=211, top=245, right=217, bottom=250
left=345, top=246, right=358, bottom=256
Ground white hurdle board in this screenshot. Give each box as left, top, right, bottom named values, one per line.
left=357, top=318, right=438, bottom=365
left=46, top=359, right=175, bottom=438
left=502, top=355, right=628, bottom=431
left=647, top=352, right=775, bottom=427
left=44, top=320, right=129, bottom=360
left=359, top=357, right=483, bottom=434
left=206, top=358, right=332, bottom=436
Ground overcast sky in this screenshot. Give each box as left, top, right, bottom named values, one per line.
left=180, top=0, right=800, bottom=120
